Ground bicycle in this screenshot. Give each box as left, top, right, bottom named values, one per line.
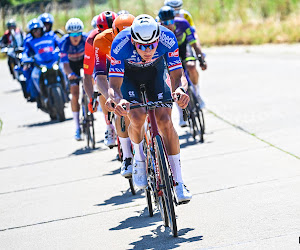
left=184, top=66, right=205, bottom=143
left=71, top=78, right=96, bottom=149
left=129, top=84, right=183, bottom=237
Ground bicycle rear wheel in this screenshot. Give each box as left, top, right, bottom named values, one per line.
left=187, top=88, right=204, bottom=143
left=154, top=135, right=177, bottom=237
left=83, top=95, right=96, bottom=149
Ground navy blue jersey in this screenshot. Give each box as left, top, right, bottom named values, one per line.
left=109, top=25, right=182, bottom=78
left=59, top=33, right=88, bottom=63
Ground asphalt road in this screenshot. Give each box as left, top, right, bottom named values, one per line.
left=0, top=44, right=299, bottom=249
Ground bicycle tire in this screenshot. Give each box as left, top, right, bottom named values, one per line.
left=83, top=95, right=96, bottom=149
left=145, top=187, right=153, bottom=216
left=51, top=86, right=65, bottom=122
left=154, top=135, right=178, bottom=237
left=187, top=87, right=204, bottom=143
left=128, top=178, right=136, bottom=195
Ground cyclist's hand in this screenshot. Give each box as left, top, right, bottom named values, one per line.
left=68, top=72, right=78, bottom=80
left=105, top=97, right=115, bottom=112
left=115, top=99, right=130, bottom=117
left=198, top=54, right=207, bottom=71
left=173, top=88, right=190, bottom=109
left=88, top=98, right=98, bottom=113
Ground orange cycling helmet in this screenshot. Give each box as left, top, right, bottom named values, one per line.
left=97, top=11, right=117, bottom=32
left=112, top=14, right=135, bottom=38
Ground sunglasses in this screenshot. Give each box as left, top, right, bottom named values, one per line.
left=69, top=32, right=82, bottom=37
left=136, top=41, right=159, bottom=51
left=162, top=19, right=175, bottom=25
left=32, top=28, right=41, bottom=33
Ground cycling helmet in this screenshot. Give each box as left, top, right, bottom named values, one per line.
left=91, top=15, right=98, bottom=29
left=131, top=14, right=160, bottom=44
left=6, top=19, right=16, bottom=29
left=27, top=18, right=44, bottom=33
left=96, top=11, right=117, bottom=32
left=117, top=10, right=130, bottom=15
left=164, top=0, right=183, bottom=8
left=38, top=13, right=54, bottom=24
left=158, top=6, right=175, bottom=21
left=112, top=14, right=135, bottom=37
left=65, top=18, right=84, bottom=33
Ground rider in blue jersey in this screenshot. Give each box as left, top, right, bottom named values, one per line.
left=107, top=15, right=192, bottom=203
left=59, top=18, right=87, bottom=140
left=159, top=6, right=207, bottom=125
left=22, top=19, right=59, bottom=102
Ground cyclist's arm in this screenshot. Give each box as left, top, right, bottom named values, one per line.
left=63, top=62, right=76, bottom=79
left=169, top=68, right=189, bottom=108
left=96, top=75, right=109, bottom=100
left=83, top=74, right=94, bottom=99
left=169, top=68, right=188, bottom=92
left=108, top=76, right=123, bottom=104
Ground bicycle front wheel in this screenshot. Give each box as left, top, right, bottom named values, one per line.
left=154, top=135, right=178, bottom=237
left=83, top=95, right=96, bottom=149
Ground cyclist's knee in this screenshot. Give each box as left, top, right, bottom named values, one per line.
left=156, top=110, right=173, bottom=131
left=129, top=109, right=146, bottom=128
left=186, top=62, right=197, bottom=72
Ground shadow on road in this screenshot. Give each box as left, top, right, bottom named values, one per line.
left=3, top=88, right=21, bottom=94
left=129, top=226, right=203, bottom=249
left=110, top=208, right=161, bottom=231
left=103, top=167, right=120, bottom=176
left=20, top=118, right=72, bottom=128
left=70, top=146, right=106, bottom=156
left=94, top=188, right=144, bottom=207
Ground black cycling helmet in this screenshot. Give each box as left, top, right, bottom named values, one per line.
left=6, top=19, right=16, bottom=29
left=158, top=6, right=175, bottom=21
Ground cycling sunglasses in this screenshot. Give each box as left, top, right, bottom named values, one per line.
left=69, top=32, right=82, bottom=37
left=162, top=19, right=175, bottom=25
left=136, top=41, right=159, bottom=51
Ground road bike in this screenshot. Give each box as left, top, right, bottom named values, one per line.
left=184, top=67, right=205, bottom=143
left=71, top=78, right=96, bottom=149
left=129, top=84, right=181, bottom=237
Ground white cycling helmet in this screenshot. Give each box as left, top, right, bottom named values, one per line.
left=131, top=14, right=160, bottom=44
left=164, top=0, right=183, bottom=8
left=91, top=15, right=98, bottom=29
left=65, top=18, right=84, bottom=33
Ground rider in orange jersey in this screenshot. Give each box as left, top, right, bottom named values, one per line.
left=90, top=14, right=136, bottom=177
left=83, top=11, right=118, bottom=147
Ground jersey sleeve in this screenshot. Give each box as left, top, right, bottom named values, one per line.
left=59, top=36, right=69, bottom=63
left=108, top=35, right=128, bottom=78
left=83, top=33, right=95, bottom=75
left=161, top=29, right=182, bottom=72
left=93, top=33, right=111, bottom=77
left=183, top=21, right=196, bottom=45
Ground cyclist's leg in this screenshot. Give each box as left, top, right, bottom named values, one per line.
left=121, top=74, right=147, bottom=188
left=69, top=61, right=81, bottom=140
left=98, top=94, right=117, bottom=147
left=185, top=44, right=198, bottom=86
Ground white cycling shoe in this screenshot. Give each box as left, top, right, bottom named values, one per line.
left=175, top=182, right=192, bottom=204
left=132, top=160, right=147, bottom=189
left=104, top=127, right=116, bottom=148
left=120, top=157, right=133, bottom=178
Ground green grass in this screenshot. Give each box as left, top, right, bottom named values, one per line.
left=0, top=119, right=3, bottom=134
left=2, top=0, right=300, bottom=45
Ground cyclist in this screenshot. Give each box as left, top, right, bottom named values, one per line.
left=159, top=6, right=207, bottom=126
left=91, top=14, right=135, bottom=178
left=91, top=15, right=98, bottom=30
left=83, top=11, right=118, bottom=147
left=22, top=19, right=58, bottom=104
left=38, top=13, right=65, bottom=37
left=59, top=18, right=87, bottom=140
left=0, top=19, right=25, bottom=80
left=107, top=15, right=192, bottom=203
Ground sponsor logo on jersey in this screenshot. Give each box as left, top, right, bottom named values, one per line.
left=160, top=32, right=176, bottom=49
left=95, top=47, right=100, bottom=65
left=110, top=56, right=121, bottom=66
left=128, top=91, right=135, bottom=97
left=113, top=36, right=130, bottom=54
left=168, top=48, right=179, bottom=58
left=38, top=46, right=53, bottom=54
left=157, top=93, right=163, bottom=100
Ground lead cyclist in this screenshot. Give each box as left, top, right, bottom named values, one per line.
left=106, top=15, right=192, bottom=203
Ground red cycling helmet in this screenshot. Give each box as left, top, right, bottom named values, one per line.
left=96, top=11, right=117, bottom=32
